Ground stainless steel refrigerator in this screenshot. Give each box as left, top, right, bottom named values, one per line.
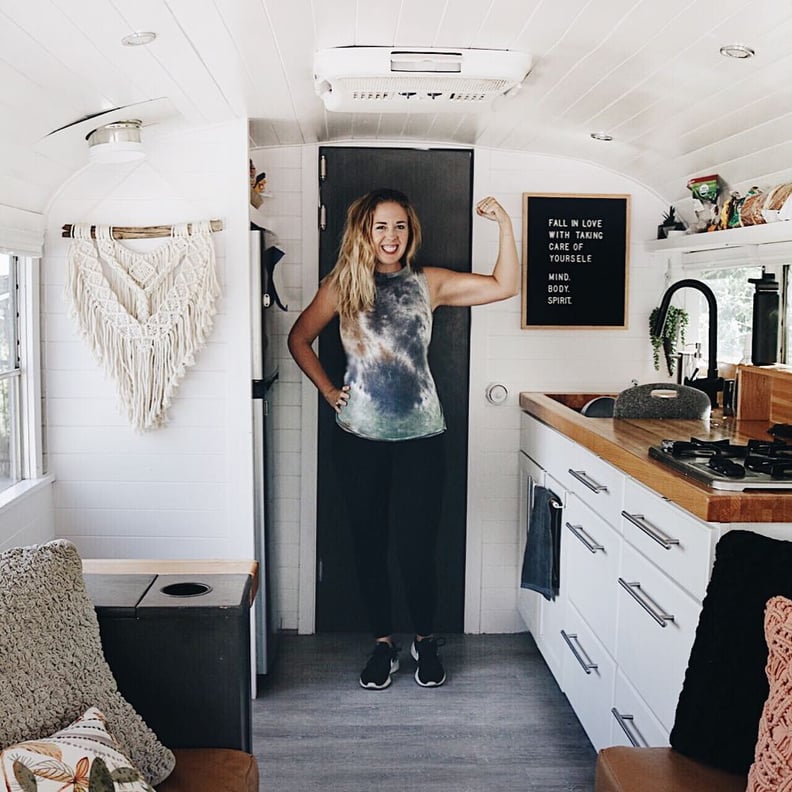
left=250, top=226, right=285, bottom=675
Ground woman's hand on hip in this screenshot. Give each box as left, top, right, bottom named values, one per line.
left=324, top=384, right=350, bottom=413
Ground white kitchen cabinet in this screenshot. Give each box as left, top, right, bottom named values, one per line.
left=535, top=471, right=568, bottom=684
left=561, top=602, right=617, bottom=751
left=621, top=477, right=716, bottom=602
left=564, top=493, right=620, bottom=655
left=565, top=441, right=625, bottom=528
left=610, top=670, right=669, bottom=748
left=518, top=411, right=716, bottom=751
left=616, top=540, right=701, bottom=732
left=517, top=446, right=568, bottom=685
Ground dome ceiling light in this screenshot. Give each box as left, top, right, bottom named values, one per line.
left=590, top=131, right=613, bottom=141
left=86, top=120, right=145, bottom=163
left=719, top=43, right=755, bottom=59
left=121, top=31, right=157, bottom=47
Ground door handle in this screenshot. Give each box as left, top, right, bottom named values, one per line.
left=621, top=511, right=680, bottom=550
left=611, top=708, right=647, bottom=747
left=561, top=630, right=598, bottom=674
left=565, top=522, right=605, bottom=553
left=568, top=469, right=608, bottom=494
left=618, top=578, right=675, bottom=627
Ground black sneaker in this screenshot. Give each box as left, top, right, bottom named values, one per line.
left=359, top=641, right=400, bottom=690
left=411, top=636, right=447, bottom=687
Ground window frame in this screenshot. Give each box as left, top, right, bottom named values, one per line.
left=675, top=243, right=791, bottom=367
left=0, top=254, right=44, bottom=490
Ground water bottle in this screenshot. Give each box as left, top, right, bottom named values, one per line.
left=749, top=271, right=780, bottom=366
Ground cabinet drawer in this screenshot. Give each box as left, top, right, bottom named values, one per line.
left=520, top=413, right=574, bottom=482
left=616, top=541, right=701, bottom=732
left=565, top=442, right=625, bottom=527
left=564, top=494, right=620, bottom=654
left=561, top=603, right=616, bottom=752
left=621, top=478, right=715, bottom=602
left=610, top=669, right=669, bottom=748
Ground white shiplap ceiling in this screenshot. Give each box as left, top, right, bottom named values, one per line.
left=3, top=0, right=792, bottom=212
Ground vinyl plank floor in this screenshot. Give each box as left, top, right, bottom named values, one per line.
left=252, top=632, right=596, bottom=792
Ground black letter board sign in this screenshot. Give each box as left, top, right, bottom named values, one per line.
left=521, top=193, right=630, bottom=329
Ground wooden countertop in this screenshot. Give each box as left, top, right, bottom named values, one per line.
left=81, top=559, right=260, bottom=605
left=519, top=392, right=792, bottom=523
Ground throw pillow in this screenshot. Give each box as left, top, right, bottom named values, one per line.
left=0, top=540, right=174, bottom=785
left=747, top=596, right=792, bottom=791
left=0, top=706, right=154, bottom=791
left=670, top=530, right=792, bottom=775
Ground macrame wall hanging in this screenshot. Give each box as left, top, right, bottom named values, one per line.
left=65, top=220, right=220, bottom=431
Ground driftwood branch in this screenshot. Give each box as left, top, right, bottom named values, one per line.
left=61, top=219, right=223, bottom=239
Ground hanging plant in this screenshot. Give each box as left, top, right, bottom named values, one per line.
left=649, top=306, right=689, bottom=376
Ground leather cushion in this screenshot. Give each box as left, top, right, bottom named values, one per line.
left=595, top=747, right=746, bottom=792
left=156, top=748, right=258, bottom=792
left=670, top=530, right=792, bottom=774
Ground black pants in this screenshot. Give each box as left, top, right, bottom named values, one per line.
left=333, top=428, right=446, bottom=638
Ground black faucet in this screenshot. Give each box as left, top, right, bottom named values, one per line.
left=652, top=279, right=723, bottom=408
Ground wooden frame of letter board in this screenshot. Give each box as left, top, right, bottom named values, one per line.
left=521, top=192, right=631, bottom=329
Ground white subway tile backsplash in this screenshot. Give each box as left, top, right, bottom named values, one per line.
left=482, top=542, right=519, bottom=568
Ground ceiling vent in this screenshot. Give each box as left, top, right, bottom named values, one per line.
left=314, top=47, right=533, bottom=113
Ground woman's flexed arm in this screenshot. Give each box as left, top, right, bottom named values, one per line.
left=426, top=196, right=520, bottom=308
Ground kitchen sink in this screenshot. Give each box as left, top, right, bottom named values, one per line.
left=545, top=393, right=616, bottom=415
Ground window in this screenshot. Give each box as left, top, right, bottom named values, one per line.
left=0, top=253, right=20, bottom=491
left=688, top=264, right=763, bottom=364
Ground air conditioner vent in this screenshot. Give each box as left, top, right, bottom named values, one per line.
left=314, top=47, right=532, bottom=113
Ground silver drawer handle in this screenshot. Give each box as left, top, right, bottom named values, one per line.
left=621, top=511, right=680, bottom=550
left=560, top=630, right=598, bottom=674
left=618, top=578, right=675, bottom=628
left=568, top=469, right=608, bottom=494
left=565, top=522, right=605, bottom=553
left=611, top=708, right=648, bottom=747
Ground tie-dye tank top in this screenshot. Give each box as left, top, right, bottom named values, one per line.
left=337, top=266, right=446, bottom=441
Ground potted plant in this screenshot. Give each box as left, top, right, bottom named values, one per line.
left=657, top=206, right=686, bottom=239
left=649, top=305, right=688, bottom=376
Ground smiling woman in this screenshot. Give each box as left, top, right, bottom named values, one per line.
left=287, top=185, right=519, bottom=690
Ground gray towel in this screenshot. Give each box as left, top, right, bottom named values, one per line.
left=520, top=485, right=562, bottom=601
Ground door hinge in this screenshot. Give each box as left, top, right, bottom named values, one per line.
left=318, top=204, right=327, bottom=231
left=317, top=558, right=323, bottom=583
left=319, top=154, right=327, bottom=182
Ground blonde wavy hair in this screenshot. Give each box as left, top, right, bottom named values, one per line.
left=326, top=188, right=422, bottom=319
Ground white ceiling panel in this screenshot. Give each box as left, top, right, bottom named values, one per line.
left=354, top=0, right=403, bottom=47
left=471, top=0, right=543, bottom=50
left=3, top=0, right=792, bottom=210
left=394, top=0, right=454, bottom=47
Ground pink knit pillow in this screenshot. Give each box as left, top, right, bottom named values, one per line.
left=747, top=595, right=792, bottom=791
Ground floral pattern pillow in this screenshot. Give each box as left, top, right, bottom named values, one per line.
left=0, top=707, right=154, bottom=792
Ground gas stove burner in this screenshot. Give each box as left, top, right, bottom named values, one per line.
left=650, top=435, right=792, bottom=490
left=660, top=437, right=747, bottom=459
left=707, top=455, right=746, bottom=478
left=744, top=439, right=792, bottom=479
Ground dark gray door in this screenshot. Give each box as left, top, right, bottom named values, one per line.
left=316, top=146, right=473, bottom=633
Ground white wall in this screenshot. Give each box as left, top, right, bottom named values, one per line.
left=42, top=119, right=255, bottom=560
left=0, top=482, right=55, bottom=553
left=252, top=142, right=666, bottom=634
